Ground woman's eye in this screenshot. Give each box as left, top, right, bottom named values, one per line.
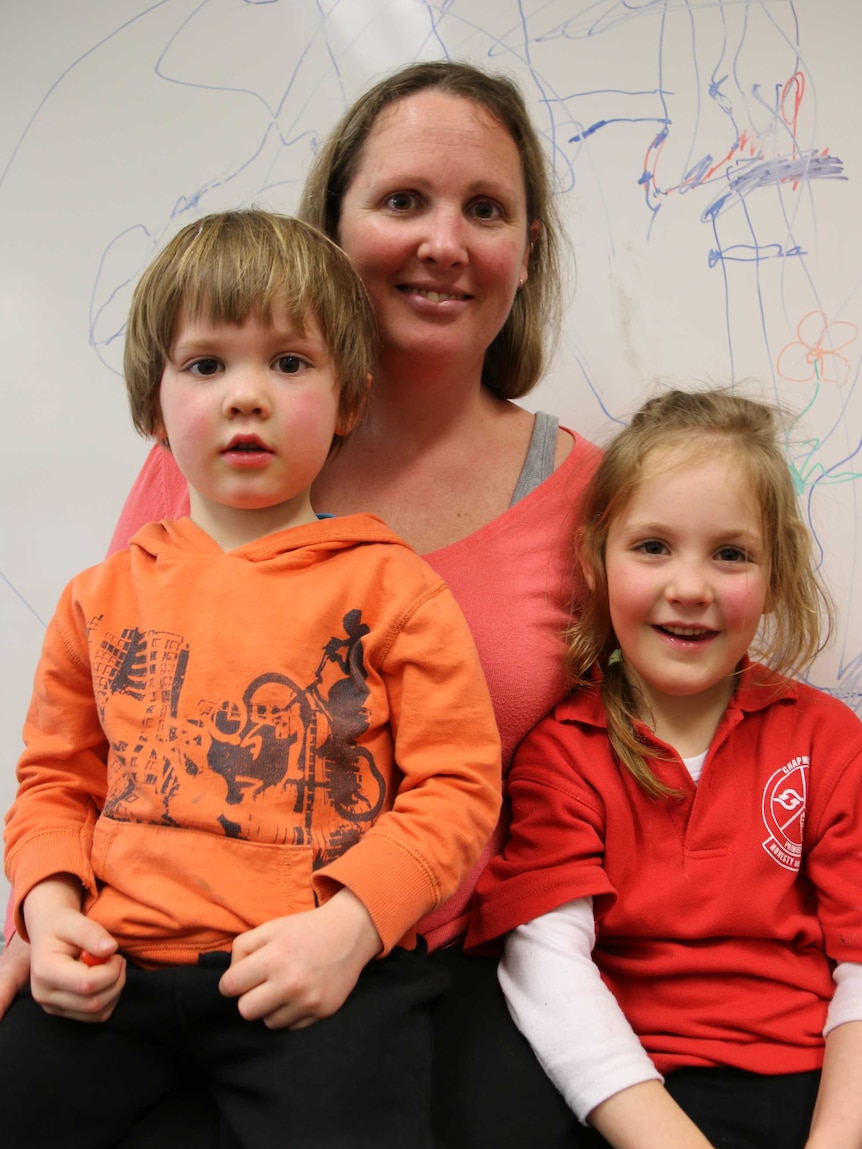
left=384, top=191, right=418, bottom=212
left=471, top=199, right=503, bottom=222
left=188, top=358, right=222, bottom=377
left=275, top=355, right=306, bottom=375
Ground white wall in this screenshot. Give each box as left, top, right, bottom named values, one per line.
left=2, top=0, right=861, bottom=915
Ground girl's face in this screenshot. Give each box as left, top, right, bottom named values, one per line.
left=336, top=89, right=534, bottom=376
left=604, top=448, right=769, bottom=729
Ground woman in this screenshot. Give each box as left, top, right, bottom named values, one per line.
left=0, top=60, right=601, bottom=1147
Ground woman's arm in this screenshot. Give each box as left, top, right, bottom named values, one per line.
left=0, top=933, right=29, bottom=1020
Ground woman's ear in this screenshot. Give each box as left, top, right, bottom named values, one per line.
left=519, top=220, right=540, bottom=286
left=335, top=374, right=372, bottom=438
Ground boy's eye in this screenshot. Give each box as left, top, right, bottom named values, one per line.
left=188, top=358, right=222, bottom=377
left=275, top=355, right=306, bottom=374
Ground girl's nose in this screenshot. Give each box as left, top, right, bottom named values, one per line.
left=666, top=560, right=713, bottom=604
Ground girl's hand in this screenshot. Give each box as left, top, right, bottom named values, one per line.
left=23, top=876, right=125, bottom=1022
left=219, top=888, right=381, bottom=1030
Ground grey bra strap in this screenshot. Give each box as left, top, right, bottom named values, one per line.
left=510, top=411, right=560, bottom=505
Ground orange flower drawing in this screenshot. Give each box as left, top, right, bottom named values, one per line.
left=777, top=310, right=858, bottom=385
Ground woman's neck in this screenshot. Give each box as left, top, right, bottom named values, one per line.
left=312, top=361, right=535, bottom=553
left=356, top=353, right=494, bottom=448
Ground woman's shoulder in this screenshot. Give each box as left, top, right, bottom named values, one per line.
left=108, top=445, right=190, bottom=556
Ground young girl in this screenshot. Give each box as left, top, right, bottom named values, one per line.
left=468, top=389, right=862, bottom=1149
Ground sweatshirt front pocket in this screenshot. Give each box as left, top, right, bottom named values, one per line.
left=89, top=816, right=317, bottom=956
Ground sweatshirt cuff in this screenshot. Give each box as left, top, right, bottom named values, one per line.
left=6, top=829, right=95, bottom=940
left=314, top=833, right=441, bottom=955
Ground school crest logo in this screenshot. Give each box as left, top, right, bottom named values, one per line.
left=761, top=755, right=809, bottom=871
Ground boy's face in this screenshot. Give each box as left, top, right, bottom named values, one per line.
left=156, top=302, right=346, bottom=547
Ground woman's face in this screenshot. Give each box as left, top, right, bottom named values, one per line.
left=336, top=89, right=534, bottom=376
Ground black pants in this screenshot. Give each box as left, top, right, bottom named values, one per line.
left=77, top=946, right=821, bottom=1149
left=115, top=945, right=581, bottom=1149
left=0, top=948, right=446, bottom=1149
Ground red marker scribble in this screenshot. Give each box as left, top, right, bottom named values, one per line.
left=777, top=310, right=858, bottom=386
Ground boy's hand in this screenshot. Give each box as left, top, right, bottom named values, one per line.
left=219, top=887, right=382, bottom=1030
left=23, top=876, right=125, bottom=1022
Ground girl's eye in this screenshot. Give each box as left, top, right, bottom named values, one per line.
left=470, top=199, right=503, bottom=222
left=384, top=191, right=418, bottom=212
left=636, top=539, right=667, bottom=556
left=716, top=546, right=749, bottom=563
left=275, top=355, right=306, bottom=375
left=188, top=358, right=222, bottom=377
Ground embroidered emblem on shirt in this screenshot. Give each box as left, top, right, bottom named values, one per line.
left=761, top=755, right=809, bottom=871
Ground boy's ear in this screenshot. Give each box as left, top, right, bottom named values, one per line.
left=151, top=416, right=170, bottom=449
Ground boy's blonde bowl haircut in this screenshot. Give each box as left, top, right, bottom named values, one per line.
left=124, top=210, right=376, bottom=439
left=299, top=59, right=563, bottom=402
left=567, top=388, right=835, bottom=797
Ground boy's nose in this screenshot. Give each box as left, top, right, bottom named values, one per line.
left=223, top=376, right=270, bottom=417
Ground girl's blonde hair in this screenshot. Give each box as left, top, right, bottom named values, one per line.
left=299, top=59, right=562, bottom=401
left=124, top=210, right=376, bottom=439
left=567, top=388, right=834, bottom=796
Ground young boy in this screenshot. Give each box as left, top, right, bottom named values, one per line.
left=2, top=210, right=502, bottom=1148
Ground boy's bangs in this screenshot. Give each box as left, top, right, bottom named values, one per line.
left=176, top=244, right=308, bottom=332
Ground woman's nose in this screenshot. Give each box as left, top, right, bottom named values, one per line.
left=417, top=206, right=467, bottom=266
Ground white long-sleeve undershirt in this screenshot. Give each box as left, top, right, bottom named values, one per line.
left=499, top=896, right=661, bottom=1123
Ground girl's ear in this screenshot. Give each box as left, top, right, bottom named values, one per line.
left=581, top=553, right=597, bottom=592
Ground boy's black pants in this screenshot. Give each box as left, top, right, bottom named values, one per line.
left=0, top=945, right=446, bottom=1149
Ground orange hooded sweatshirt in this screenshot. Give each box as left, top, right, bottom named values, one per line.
left=6, top=514, right=501, bottom=966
